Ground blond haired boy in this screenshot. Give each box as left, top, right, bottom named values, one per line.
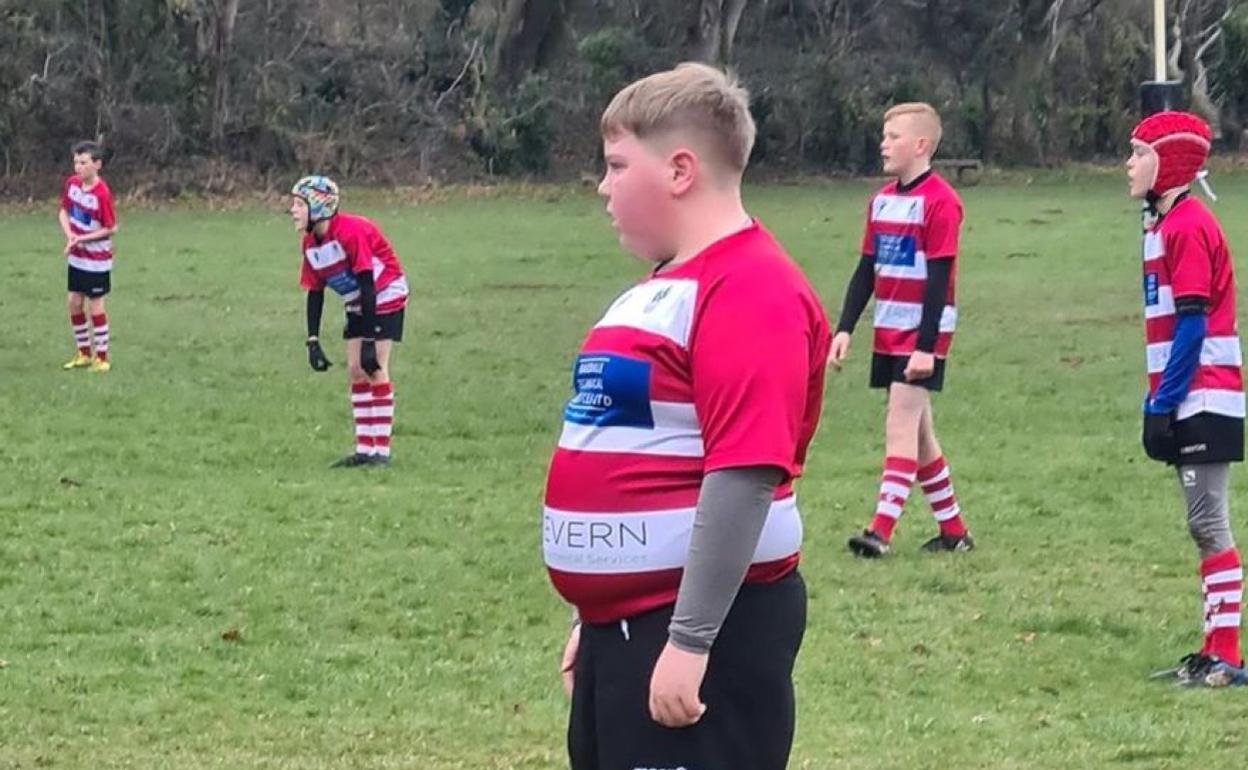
left=542, top=63, right=831, bottom=769
left=831, top=103, right=974, bottom=557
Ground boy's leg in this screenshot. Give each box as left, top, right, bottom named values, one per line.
left=917, top=404, right=971, bottom=542
left=1178, top=464, right=1242, bottom=672
left=343, top=338, right=375, bottom=459
left=587, top=573, right=805, bottom=770
left=88, top=295, right=109, bottom=363
left=66, top=291, right=91, bottom=364
left=369, top=340, right=394, bottom=461
left=863, top=383, right=925, bottom=542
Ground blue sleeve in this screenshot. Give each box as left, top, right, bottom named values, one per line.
left=1146, top=311, right=1207, bottom=414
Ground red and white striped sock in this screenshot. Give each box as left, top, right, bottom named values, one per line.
left=919, top=457, right=968, bottom=538
left=868, top=457, right=918, bottom=542
left=1202, top=548, right=1243, bottom=667
left=371, top=382, right=394, bottom=458
left=70, top=313, right=90, bottom=355
left=91, top=313, right=109, bottom=361
left=351, top=382, right=374, bottom=456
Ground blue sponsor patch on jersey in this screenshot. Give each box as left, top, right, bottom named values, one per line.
left=70, top=206, right=92, bottom=227
left=325, top=269, right=361, bottom=297
left=874, top=233, right=918, bottom=267
left=564, top=354, right=654, bottom=428
left=1144, top=273, right=1160, bottom=306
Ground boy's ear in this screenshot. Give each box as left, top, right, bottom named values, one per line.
left=669, top=147, right=698, bottom=196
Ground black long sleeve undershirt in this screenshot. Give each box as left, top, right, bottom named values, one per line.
left=306, top=290, right=324, bottom=339
left=835, top=255, right=875, bottom=334
left=916, top=259, right=952, bottom=354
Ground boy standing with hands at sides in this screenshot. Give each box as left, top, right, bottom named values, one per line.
left=830, top=103, right=974, bottom=558
left=1130, top=112, right=1245, bottom=688
left=60, top=141, right=118, bottom=373
left=544, top=64, right=830, bottom=770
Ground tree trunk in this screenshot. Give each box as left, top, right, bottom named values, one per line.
left=492, top=0, right=566, bottom=90
left=686, top=0, right=751, bottom=65
left=209, top=0, right=240, bottom=146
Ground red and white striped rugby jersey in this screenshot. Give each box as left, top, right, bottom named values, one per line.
left=543, top=222, right=831, bottom=624
left=1143, top=196, right=1244, bottom=420
left=300, top=213, right=409, bottom=315
left=860, top=171, right=962, bottom=357
left=62, top=176, right=117, bottom=273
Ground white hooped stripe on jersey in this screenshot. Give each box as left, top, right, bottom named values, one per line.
left=304, top=240, right=349, bottom=272
left=871, top=194, right=926, bottom=225
left=76, top=239, right=113, bottom=254
left=1176, top=388, right=1247, bottom=420
left=594, top=279, right=698, bottom=348
left=873, top=300, right=957, bottom=332
left=558, top=401, right=703, bottom=457
left=67, top=185, right=101, bottom=211
left=1205, top=568, right=1245, bottom=586
left=1145, top=286, right=1175, bottom=319
left=543, top=496, right=802, bottom=575
left=1145, top=336, right=1244, bottom=374
left=68, top=255, right=112, bottom=272
left=377, top=274, right=409, bottom=305
left=1143, top=232, right=1165, bottom=262
left=875, top=250, right=929, bottom=281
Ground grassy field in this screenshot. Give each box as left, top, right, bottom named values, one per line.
left=3, top=173, right=1248, bottom=770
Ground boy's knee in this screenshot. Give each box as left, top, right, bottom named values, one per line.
left=1187, top=495, right=1235, bottom=556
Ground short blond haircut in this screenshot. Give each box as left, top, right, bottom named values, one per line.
left=600, top=62, right=756, bottom=176
left=884, top=102, right=943, bottom=152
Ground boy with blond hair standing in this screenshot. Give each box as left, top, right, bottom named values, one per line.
left=543, top=63, right=830, bottom=769
left=832, top=102, right=974, bottom=558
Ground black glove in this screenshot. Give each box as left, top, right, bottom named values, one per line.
left=307, top=339, right=332, bottom=372
left=1142, top=411, right=1176, bottom=463
left=360, top=338, right=381, bottom=376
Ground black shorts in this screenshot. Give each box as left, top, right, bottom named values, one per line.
left=67, top=266, right=111, bottom=297
left=1171, top=413, right=1244, bottom=465
left=870, top=352, right=946, bottom=391
left=343, top=309, right=404, bottom=341
left=569, top=571, right=806, bottom=770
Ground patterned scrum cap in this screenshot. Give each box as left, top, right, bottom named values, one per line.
left=291, top=175, right=340, bottom=223
left=1131, top=112, right=1212, bottom=196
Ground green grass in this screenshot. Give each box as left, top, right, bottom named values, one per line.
left=4, top=175, right=1248, bottom=769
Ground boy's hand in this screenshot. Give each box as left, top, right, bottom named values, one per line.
left=1143, top=411, right=1176, bottom=463
left=905, top=351, right=936, bottom=381
left=63, top=236, right=79, bottom=255
left=306, top=339, right=332, bottom=372
left=828, top=331, right=852, bottom=371
left=649, top=642, right=708, bottom=728
left=360, top=339, right=381, bottom=375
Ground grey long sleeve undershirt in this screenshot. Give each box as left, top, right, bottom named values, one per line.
left=668, top=466, right=785, bottom=654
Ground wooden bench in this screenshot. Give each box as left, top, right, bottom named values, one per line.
left=933, top=158, right=983, bottom=185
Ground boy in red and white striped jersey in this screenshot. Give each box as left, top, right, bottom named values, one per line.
left=831, top=103, right=974, bottom=557
left=1129, top=112, right=1245, bottom=688
left=290, top=176, right=409, bottom=468
left=546, top=63, right=830, bottom=770
left=59, top=141, right=118, bottom=373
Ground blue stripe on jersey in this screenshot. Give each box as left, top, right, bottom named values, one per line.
left=565, top=354, right=654, bottom=428
left=325, top=269, right=361, bottom=297
left=874, top=233, right=918, bottom=267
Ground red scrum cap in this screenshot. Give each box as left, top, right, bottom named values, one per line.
left=1131, top=111, right=1212, bottom=196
